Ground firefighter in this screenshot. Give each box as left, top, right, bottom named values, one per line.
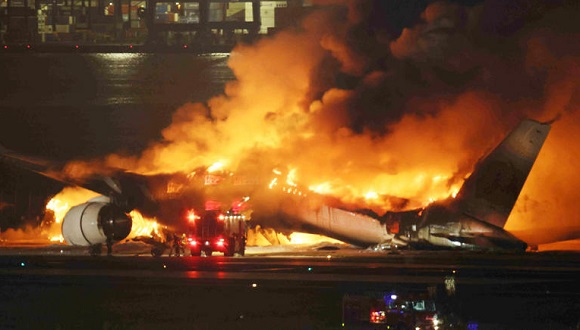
left=171, top=233, right=182, bottom=257
left=106, top=234, right=113, bottom=256
left=166, top=232, right=173, bottom=257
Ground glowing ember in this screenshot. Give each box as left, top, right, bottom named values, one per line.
left=268, top=177, right=278, bottom=189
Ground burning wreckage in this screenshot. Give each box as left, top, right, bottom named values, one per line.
left=0, top=118, right=551, bottom=254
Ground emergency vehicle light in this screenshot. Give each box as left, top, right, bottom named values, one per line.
left=187, top=209, right=199, bottom=222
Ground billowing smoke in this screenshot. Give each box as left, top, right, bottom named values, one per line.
left=68, top=1, right=578, bottom=244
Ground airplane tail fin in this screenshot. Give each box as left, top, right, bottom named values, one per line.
left=453, top=119, right=551, bottom=228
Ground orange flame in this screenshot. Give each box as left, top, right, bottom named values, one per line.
left=58, top=2, right=580, bottom=248
left=289, top=232, right=344, bottom=245
left=128, top=211, right=163, bottom=239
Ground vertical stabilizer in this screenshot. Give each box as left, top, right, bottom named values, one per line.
left=454, top=119, right=551, bottom=228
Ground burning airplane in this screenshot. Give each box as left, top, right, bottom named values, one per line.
left=1, top=1, right=578, bottom=251
left=264, top=119, right=551, bottom=251
left=0, top=118, right=552, bottom=252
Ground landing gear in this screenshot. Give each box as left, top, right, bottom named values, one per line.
left=89, top=244, right=102, bottom=256
left=106, top=235, right=113, bottom=256
left=151, top=247, right=164, bottom=257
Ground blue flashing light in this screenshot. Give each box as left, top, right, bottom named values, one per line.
left=384, top=293, right=397, bottom=306
left=468, top=322, right=479, bottom=330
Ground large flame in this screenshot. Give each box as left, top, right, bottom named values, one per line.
left=128, top=211, right=163, bottom=239
left=56, top=1, right=580, bottom=247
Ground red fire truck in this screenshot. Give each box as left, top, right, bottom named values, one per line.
left=185, top=208, right=247, bottom=257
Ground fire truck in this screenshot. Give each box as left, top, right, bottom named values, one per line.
left=185, top=208, right=247, bottom=257
left=343, top=291, right=442, bottom=330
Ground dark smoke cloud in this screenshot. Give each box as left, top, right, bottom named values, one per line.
left=308, top=0, right=576, bottom=134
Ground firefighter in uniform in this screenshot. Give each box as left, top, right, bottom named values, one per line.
left=170, top=233, right=182, bottom=257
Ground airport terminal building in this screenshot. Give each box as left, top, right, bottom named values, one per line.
left=0, top=0, right=313, bottom=49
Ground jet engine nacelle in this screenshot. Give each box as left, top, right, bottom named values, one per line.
left=61, top=202, right=132, bottom=246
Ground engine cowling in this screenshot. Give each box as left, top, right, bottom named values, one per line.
left=62, top=202, right=132, bottom=246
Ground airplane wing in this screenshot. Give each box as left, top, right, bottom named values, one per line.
left=0, top=143, right=69, bottom=184
left=0, top=143, right=160, bottom=214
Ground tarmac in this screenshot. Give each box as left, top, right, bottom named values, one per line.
left=0, top=241, right=579, bottom=329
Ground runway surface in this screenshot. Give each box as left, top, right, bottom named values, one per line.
left=1, top=244, right=579, bottom=329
